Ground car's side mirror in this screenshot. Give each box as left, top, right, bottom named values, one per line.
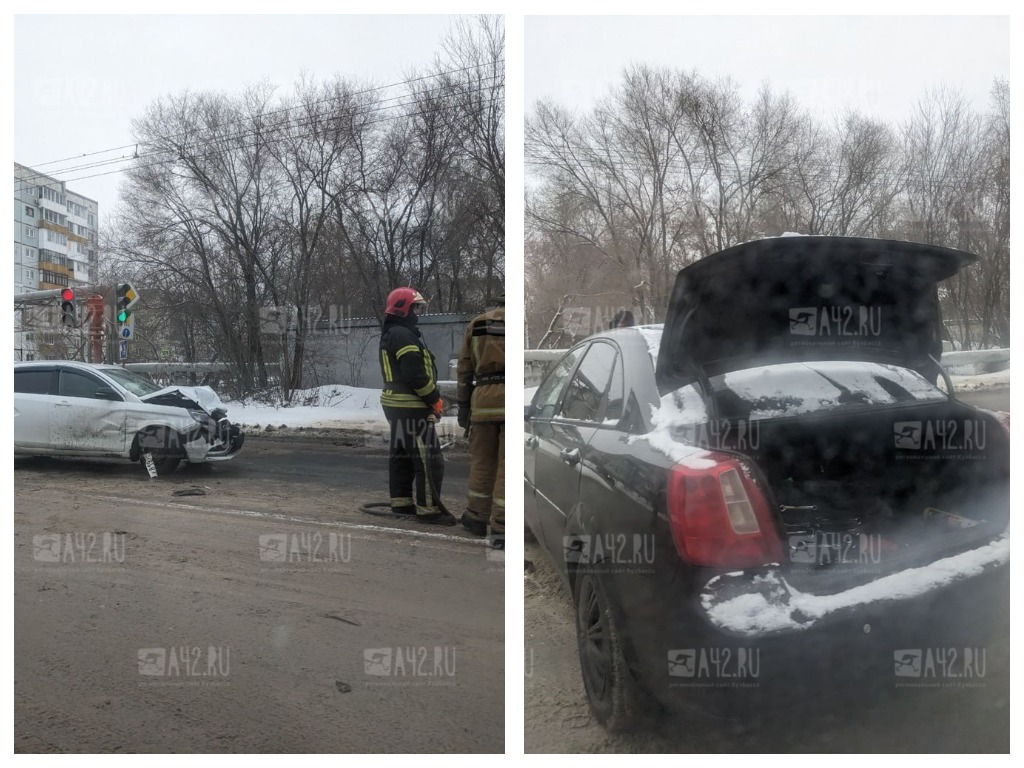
left=94, top=387, right=120, bottom=401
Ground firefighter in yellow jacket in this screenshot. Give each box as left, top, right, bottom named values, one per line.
left=456, top=293, right=505, bottom=545
left=379, top=287, right=455, bottom=525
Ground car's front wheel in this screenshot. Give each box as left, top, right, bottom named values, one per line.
left=573, top=571, right=647, bottom=732
left=147, top=454, right=181, bottom=475
left=133, top=428, right=183, bottom=477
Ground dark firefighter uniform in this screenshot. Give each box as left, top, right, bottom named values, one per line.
left=379, top=295, right=449, bottom=523
left=457, top=303, right=505, bottom=540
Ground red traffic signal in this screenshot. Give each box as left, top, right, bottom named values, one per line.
left=60, top=288, right=76, bottom=327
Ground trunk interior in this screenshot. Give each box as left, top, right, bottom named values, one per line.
left=733, top=400, right=1009, bottom=588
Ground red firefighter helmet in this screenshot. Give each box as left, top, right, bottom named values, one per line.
left=385, top=287, right=427, bottom=317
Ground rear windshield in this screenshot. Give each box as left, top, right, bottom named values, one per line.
left=100, top=367, right=163, bottom=397
left=711, top=361, right=946, bottom=421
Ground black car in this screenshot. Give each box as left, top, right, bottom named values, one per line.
left=524, top=237, right=1010, bottom=731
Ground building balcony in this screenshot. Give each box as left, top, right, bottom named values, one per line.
left=38, top=260, right=71, bottom=275
left=38, top=219, right=71, bottom=236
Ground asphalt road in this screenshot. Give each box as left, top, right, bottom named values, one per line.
left=14, top=434, right=502, bottom=753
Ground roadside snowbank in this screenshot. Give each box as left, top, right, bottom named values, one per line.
left=951, top=369, right=1011, bottom=392
left=224, top=384, right=456, bottom=435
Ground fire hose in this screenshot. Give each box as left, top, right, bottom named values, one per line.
left=358, top=415, right=461, bottom=522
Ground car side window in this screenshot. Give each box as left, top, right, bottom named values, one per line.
left=560, top=342, right=616, bottom=423
left=59, top=370, right=106, bottom=400
left=533, top=346, right=585, bottom=420
left=14, top=369, right=54, bottom=395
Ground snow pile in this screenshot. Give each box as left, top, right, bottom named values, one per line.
left=702, top=533, right=1010, bottom=636
left=941, top=348, right=1009, bottom=376
left=225, top=385, right=388, bottom=430
left=951, top=369, right=1011, bottom=392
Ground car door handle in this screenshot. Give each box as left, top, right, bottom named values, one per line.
left=560, top=448, right=581, bottom=466
left=55, top=401, right=71, bottom=407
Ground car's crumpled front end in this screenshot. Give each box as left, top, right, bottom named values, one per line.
left=140, top=386, right=245, bottom=462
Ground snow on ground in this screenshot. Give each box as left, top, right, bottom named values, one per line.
left=951, top=368, right=1011, bottom=392
left=223, top=384, right=457, bottom=435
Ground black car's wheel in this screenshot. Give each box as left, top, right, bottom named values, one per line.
left=574, top=571, right=645, bottom=732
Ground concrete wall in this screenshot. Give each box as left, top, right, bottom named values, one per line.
left=302, top=313, right=475, bottom=390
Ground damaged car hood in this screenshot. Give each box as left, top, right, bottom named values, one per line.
left=140, top=386, right=226, bottom=414
left=655, top=236, right=977, bottom=395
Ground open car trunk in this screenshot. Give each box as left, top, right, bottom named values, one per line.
left=731, top=399, right=1009, bottom=589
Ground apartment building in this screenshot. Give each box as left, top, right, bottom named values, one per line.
left=13, top=162, right=100, bottom=360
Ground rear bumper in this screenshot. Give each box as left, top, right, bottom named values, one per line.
left=699, top=533, right=1009, bottom=638
left=626, top=534, right=1009, bottom=717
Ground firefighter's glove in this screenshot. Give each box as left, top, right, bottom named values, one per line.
left=432, top=398, right=445, bottom=419
left=457, top=403, right=471, bottom=430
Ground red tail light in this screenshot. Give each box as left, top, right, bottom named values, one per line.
left=666, top=452, right=783, bottom=569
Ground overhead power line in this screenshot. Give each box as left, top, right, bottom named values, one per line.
left=52, top=94, right=504, bottom=187
left=24, top=58, right=505, bottom=171
left=15, top=75, right=504, bottom=190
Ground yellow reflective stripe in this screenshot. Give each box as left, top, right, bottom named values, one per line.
left=471, top=407, right=505, bottom=417
left=426, top=349, right=435, bottom=376
left=381, top=350, right=393, bottom=382
left=472, top=336, right=480, bottom=366
left=395, top=345, right=420, bottom=359
left=391, top=497, right=414, bottom=507
left=381, top=398, right=428, bottom=408
left=382, top=391, right=423, bottom=400
left=468, top=491, right=492, bottom=499
left=414, top=383, right=435, bottom=397
left=493, top=497, right=505, bottom=508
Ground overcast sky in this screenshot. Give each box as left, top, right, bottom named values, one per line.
left=525, top=16, right=1010, bottom=124
left=12, top=14, right=466, bottom=221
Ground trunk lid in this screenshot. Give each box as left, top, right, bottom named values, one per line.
left=655, top=236, right=977, bottom=395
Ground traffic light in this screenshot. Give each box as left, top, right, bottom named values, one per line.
left=116, top=282, right=139, bottom=340
left=60, top=288, right=76, bottom=327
